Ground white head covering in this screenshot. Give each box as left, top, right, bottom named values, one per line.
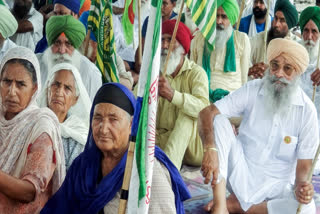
left=0, top=5, right=18, bottom=39
left=0, top=46, right=65, bottom=193
left=39, top=63, right=91, bottom=146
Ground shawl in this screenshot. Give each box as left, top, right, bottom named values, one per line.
left=38, top=63, right=91, bottom=146
left=248, top=14, right=272, bottom=37
left=0, top=46, right=65, bottom=193
left=41, top=83, right=191, bottom=214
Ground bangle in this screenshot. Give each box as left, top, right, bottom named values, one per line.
left=203, top=147, right=218, bottom=153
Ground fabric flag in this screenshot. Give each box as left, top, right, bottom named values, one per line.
left=122, top=0, right=136, bottom=45
left=186, top=0, right=217, bottom=50
left=88, top=0, right=119, bottom=82
left=127, top=0, right=162, bottom=212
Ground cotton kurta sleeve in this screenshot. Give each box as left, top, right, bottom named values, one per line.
left=170, top=62, right=209, bottom=119
left=239, top=33, right=250, bottom=85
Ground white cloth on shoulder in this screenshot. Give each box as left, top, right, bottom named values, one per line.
left=248, top=14, right=271, bottom=37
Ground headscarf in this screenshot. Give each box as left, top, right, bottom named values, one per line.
left=46, top=15, right=86, bottom=49
left=53, top=0, right=80, bottom=14
left=162, top=20, right=192, bottom=54
left=39, top=63, right=91, bottom=146
left=299, top=6, right=320, bottom=34
left=217, top=0, right=239, bottom=26
left=0, top=5, right=18, bottom=39
left=41, top=83, right=191, bottom=214
left=274, top=0, right=298, bottom=29
left=0, top=47, right=65, bottom=194
left=267, top=38, right=309, bottom=74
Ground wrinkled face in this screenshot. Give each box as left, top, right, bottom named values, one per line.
left=303, top=20, right=320, bottom=45
left=216, top=7, right=230, bottom=30
left=48, top=69, right=78, bottom=120
left=161, top=33, right=181, bottom=53
left=92, top=103, right=132, bottom=155
left=0, top=63, right=37, bottom=120
left=271, top=11, right=289, bottom=36
left=269, top=55, right=298, bottom=82
left=54, top=3, right=73, bottom=16
left=162, top=0, right=176, bottom=18
left=51, top=34, right=75, bottom=56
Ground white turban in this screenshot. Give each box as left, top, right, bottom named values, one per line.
left=267, top=38, right=309, bottom=74
left=0, top=5, right=18, bottom=39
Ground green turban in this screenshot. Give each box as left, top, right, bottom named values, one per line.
left=217, top=0, right=239, bottom=26
left=0, top=5, right=18, bottom=39
left=46, top=15, right=86, bottom=49
left=274, top=0, right=298, bottom=29
left=299, top=6, right=320, bottom=34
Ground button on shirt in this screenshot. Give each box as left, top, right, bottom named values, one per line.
left=215, top=79, right=318, bottom=182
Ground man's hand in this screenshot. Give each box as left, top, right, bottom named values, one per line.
left=201, top=149, right=219, bottom=187
left=248, top=63, right=268, bottom=79
left=158, top=76, right=174, bottom=102
left=311, top=69, right=320, bottom=86
left=295, top=181, right=314, bottom=204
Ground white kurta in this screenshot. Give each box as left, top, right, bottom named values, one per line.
left=37, top=50, right=102, bottom=101
left=10, top=7, right=43, bottom=52
left=250, top=30, right=301, bottom=65
left=0, top=39, right=16, bottom=61
left=214, top=79, right=318, bottom=212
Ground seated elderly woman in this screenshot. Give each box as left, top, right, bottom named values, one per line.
left=39, top=63, right=91, bottom=170
left=0, top=46, right=65, bottom=213
left=41, top=83, right=191, bottom=214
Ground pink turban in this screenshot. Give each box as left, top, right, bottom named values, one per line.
left=162, top=20, right=192, bottom=54
left=267, top=38, right=309, bottom=74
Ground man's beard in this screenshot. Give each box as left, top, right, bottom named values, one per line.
left=267, top=27, right=288, bottom=46
left=253, top=7, right=267, bottom=19
left=215, top=24, right=233, bottom=49
left=160, top=45, right=185, bottom=75
left=185, top=11, right=197, bottom=34
left=13, top=3, right=32, bottom=19
left=303, top=38, right=320, bottom=63
left=44, top=48, right=82, bottom=73
left=262, top=70, right=299, bottom=116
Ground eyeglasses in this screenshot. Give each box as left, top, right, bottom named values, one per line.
left=269, top=60, right=295, bottom=76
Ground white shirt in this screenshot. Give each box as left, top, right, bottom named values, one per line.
left=10, top=7, right=43, bottom=52
left=0, top=39, right=16, bottom=61
left=215, top=79, right=318, bottom=183
left=37, top=51, right=102, bottom=101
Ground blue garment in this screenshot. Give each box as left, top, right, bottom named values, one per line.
left=239, top=14, right=273, bottom=35
left=54, top=0, right=80, bottom=14
left=35, top=36, right=48, bottom=54
left=142, top=11, right=177, bottom=38
left=40, top=83, right=190, bottom=214
left=79, top=10, right=97, bottom=42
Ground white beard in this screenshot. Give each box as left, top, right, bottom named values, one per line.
left=215, top=24, right=233, bottom=50
left=303, top=38, right=320, bottom=64
left=160, top=45, right=185, bottom=75
left=262, top=70, right=300, bottom=116
left=44, top=47, right=82, bottom=73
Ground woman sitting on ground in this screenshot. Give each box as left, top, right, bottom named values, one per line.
left=0, top=46, right=65, bottom=213
left=39, top=63, right=91, bottom=170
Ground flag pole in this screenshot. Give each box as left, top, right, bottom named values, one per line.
left=236, top=0, right=245, bottom=30
left=312, top=41, right=320, bottom=102
left=138, top=0, right=142, bottom=65
left=118, top=139, right=136, bottom=214
left=263, top=0, right=271, bottom=62
left=84, top=29, right=91, bottom=58
left=162, top=0, right=185, bottom=77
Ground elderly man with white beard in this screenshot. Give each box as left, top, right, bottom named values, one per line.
left=37, top=15, right=102, bottom=101
left=198, top=38, right=318, bottom=214
left=190, top=0, right=250, bottom=103
left=156, top=20, right=209, bottom=170
left=299, top=6, right=320, bottom=123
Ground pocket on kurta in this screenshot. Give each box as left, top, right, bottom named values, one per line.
left=277, top=135, right=298, bottom=162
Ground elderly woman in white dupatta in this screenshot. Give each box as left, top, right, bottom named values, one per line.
left=39, top=63, right=91, bottom=170
left=0, top=46, right=65, bottom=214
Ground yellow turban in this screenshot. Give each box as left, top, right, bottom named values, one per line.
left=267, top=38, right=309, bottom=74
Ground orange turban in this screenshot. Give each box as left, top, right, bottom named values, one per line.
left=267, top=38, right=309, bottom=74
